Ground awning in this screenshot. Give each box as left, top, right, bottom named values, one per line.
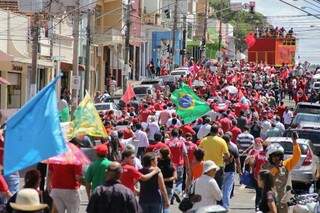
left=0, top=77, right=11, bottom=85
left=60, top=62, right=85, bottom=72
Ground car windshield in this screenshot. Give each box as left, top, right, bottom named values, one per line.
left=292, top=113, right=320, bottom=124
left=141, top=81, right=160, bottom=85
left=296, top=104, right=320, bottom=114
left=171, top=71, right=186, bottom=76
left=271, top=142, right=308, bottom=155
left=284, top=130, right=320, bottom=146
left=134, top=87, right=148, bottom=95
left=95, top=104, right=110, bottom=110
left=314, top=83, right=320, bottom=87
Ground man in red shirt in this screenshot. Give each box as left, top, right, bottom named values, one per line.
left=139, top=104, right=151, bottom=123
left=219, top=112, right=232, bottom=133
left=120, top=149, right=159, bottom=193
left=276, top=101, right=286, bottom=121
left=146, top=133, right=170, bottom=155
left=230, top=120, right=242, bottom=144
left=48, top=164, right=82, bottom=213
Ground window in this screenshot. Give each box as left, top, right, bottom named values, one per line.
left=7, top=72, right=21, bottom=109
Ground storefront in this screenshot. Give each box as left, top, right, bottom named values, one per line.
left=0, top=60, right=28, bottom=117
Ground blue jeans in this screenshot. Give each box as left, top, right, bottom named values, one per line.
left=175, top=166, right=184, bottom=193
left=222, top=171, right=235, bottom=209
left=140, top=203, right=162, bottom=213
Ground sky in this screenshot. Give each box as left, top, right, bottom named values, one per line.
left=231, top=0, right=320, bottom=64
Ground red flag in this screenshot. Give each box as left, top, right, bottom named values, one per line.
left=121, top=84, right=135, bottom=104
left=245, top=32, right=256, bottom=49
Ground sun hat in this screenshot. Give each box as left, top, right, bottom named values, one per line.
left=203, top=160, right=220, bottom=174
left=10, top=188, right=48, bottom=211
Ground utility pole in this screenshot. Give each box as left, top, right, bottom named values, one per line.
left=201, top=0, right=208, bottom=59
left=85, top=9, right=91, bottom=94
left=71, top=0, right=80, bottom=109
left=218, top=0, right=223, bottom=62
left=171, top=0, right=178, bottom=71
left=30, top=13, right=39, bottom=98
left=182, top=15, right=187, bottom=66
left=123, top=0, right=131, bottom=94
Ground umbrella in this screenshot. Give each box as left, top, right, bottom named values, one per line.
left=44, top=142, right=91, bottom=166
left=0, top=77, right=11, bottom=85
left=225, top=86, right=238, bottom=94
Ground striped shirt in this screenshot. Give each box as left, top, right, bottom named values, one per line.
left=236, top=131, right=254, bottom=153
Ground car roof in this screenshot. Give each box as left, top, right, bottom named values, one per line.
left=94, top=102, right=113, bottom=106
left=266, top=137, right=310, bottom=145
left=297, top=102, right=320, bottom=107
left=133, top=84, right=153, bottom=88
left=295, top=112, right=320, bottom=116
left=286, top=128, right=320, bottom=133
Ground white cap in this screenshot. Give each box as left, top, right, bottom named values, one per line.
left=203, top=160, right=220, bottom=174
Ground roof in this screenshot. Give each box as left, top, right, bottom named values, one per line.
left=297, top=102, right=320, bottom=107
left=266, top=137, right=310, bottom=144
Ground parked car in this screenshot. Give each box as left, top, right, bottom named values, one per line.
left=140, top=79, right=163, bottom=90
left=291, top=113, right=320, bottom=128
left=265, top=137, right=319, bottom=188
left=295, top=102, right=320, bottom=115
left=170, top=67, right=190, bottom=77
left=312, top=82, right=320, bottom=92
left=94, top=102, right=121, bottom=116
left=284, top=128, right=320, bottom=156
left=133, top=85, right=155, bottom=101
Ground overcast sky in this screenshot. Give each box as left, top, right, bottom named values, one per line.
left=231, top=0, right=320, bottom=64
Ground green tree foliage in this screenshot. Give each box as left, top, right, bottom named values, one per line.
left=209, top=0, right=270, bottom=52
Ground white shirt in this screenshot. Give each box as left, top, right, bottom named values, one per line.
left=205, top=110, right=220, bottom=122
left=166, top=118, right=182, bottom=128
left=146, top=122, right=160, bottom=141
left=283, top=110, right=293, bottom=125
left=134, top=130, right=149, bottom=148
left=275, top=121, right=285, bottom=134
left=197, top=124, right=211, bottom=140
left=192, top=175, right=222, bottom=211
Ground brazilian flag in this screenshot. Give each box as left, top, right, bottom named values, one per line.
left=171, top=84, right=210, bottom=124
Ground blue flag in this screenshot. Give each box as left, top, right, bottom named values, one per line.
left=4, top=76, right=67, bottom=175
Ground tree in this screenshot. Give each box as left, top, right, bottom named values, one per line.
left=209, top=0, right=270, bottom=52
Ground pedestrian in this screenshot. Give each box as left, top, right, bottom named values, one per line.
left=48, top=163, right=82, bottom=213
left=191, top=160, right=222, bottom=211
left=120, top=149, right=159, bottom=194
left=222, top=133, right=240, bottom=210
left=158, top=148, right=177, bottom=201
left=262, top=132, right=301, bottom=213
left=199, top=124, right=229, bottom=189
left=0, top=174, right=11, bottom=205
left=257, top=170, right=277, bottom=213
left=236, top=125, right=254, bottom=169
left=134, top=123, right=149, bottom=159
left=146, top=133, right=170, bottom=155
left=9, top=189, right=48, bottom=213
left=165, top=129, right=188, bottom=195
left=282, top=107, right=293, bottom=129
left=139, top=152, right=170, bottom=213
left=87, top=162, right=140, bottom=213
left=85, top=144, right=111, bottom=199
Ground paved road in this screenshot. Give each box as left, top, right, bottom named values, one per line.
left=79, top=178, right=256, bottom=213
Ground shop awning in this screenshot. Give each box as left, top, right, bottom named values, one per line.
left=0, top=77, right=11, bottom=85
left=60, top=62, right=85, bottom=72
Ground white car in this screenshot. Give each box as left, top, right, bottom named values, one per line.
left=170, top=67, right=190, bottom=77
left=133, top=85, right=155, bottom=101
left=94, top=102, right=121, bottom=117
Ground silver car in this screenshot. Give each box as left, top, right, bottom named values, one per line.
left=265, top=137, right=319, bottom=186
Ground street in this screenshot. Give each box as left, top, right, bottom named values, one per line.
left=79, top=176, right=256, bottom=213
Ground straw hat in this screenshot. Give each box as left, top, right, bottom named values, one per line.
left=10, top=189, right=48, bottom=211
left=203, top=160, right=220, bottom=174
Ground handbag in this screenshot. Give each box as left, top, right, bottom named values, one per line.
left=240, top=170, right=255, bottom=188
left=178, top=181, right=201, bottom=212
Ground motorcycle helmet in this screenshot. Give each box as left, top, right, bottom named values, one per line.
left=266, top=143, right=284, bottom=163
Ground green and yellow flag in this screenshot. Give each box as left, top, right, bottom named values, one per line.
left=70, top=93, right=108, bottom=138
left=171, top=84, right=210, bottom=124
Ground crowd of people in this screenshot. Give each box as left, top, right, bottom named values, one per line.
left=0, top=58, right=318, bottom=213
left=255, top=27, right=294, bottom=40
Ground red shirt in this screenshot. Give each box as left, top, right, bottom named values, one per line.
left=219, top=117, right=232, bottom=133
left=185, top=141, right=197, bottom=163
left=230, top=126, right=242, bottom=143
left=253, top=151, right=267, bottom=180
left=123, top=128, right=134, bottom=139
left=120, top=164, right=142, bottom=192
left=180, top=125, right=196, bottom=136
left=0, top=175, right=8, bottom=192
left=146, top=142, right=170, bottom=154
left=165, top=137, right=187, bottom=167
left=49, top=164, right=82, bottom=189
left=277, top=105, right=286, bottom=118
left=139, top=109, right=151, bottom=122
